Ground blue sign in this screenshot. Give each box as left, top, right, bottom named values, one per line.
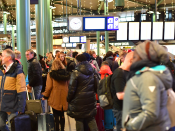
left=107, top=17, right=119, bottom=30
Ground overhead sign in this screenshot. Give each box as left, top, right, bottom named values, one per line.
left=83, top=17, right=107, bottom=31
left=107, top=17, right=119, bottom=30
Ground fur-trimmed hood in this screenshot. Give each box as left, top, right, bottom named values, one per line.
left=50, top=69, right=70, bottom=82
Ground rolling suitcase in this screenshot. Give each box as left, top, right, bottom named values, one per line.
left=104, top=109, right=116, bottom=130
left=38, top=113, right=55, bottom=131
left=10, top=114, right=31, bottom=131
left=26, top=87, right=43, bottom=114
left=95, top=103, right=105, bottom=131
left=25, top=110, right=38, bottom=131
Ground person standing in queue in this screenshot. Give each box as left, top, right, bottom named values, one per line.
left=105, top=51, right=119, bottom=72
left=67, top=54, right=98, bottom=131
left=25, top=49, right=42, bottom=100
left=0, top=49, right=26, bottom=131
left=111, top=52, right=134, bottom=131
left=59, top=52, right=67, bottom=67
left=122, top=41, right=172, bottom=131
left=42, top=59, right=70, bottom=131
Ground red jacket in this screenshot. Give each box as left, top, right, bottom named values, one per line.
left=96, top=65, right=113, bottom=101
left=99, top=65, right=113, bottom=80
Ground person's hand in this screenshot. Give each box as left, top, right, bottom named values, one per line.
left=121, top=128, right=127, bottom=131
left=27, top=84, right=32, bottom=89
left=42, top=97, right=46, bottom=100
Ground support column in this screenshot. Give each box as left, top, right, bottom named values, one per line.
left=96, top=31, right=100, bottom=56
left=35, top=4, right=40, bottom=58
left=42, top=0, right=47, bottom=55
left=50, top=9, right=53, bottom=53
left=104, top=0, right=109, bottom=53
left=16, top=0, right=31, bottom=75
left=46, top=0, right=51, bottom=53
left=38, top=0, right=44, bottom=56
left=3, top=13, right=7, bottom=34
left=12, top=26, right=15, bottom=51
left=85, top=40, right=90, bottom=52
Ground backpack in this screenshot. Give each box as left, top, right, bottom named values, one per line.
left=97, top=73, right=113, bottom=109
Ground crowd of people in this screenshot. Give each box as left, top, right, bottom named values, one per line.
left=0, top=40, right=175, bottom=131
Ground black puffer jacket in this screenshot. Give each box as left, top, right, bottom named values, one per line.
left=67, top=61, right=97, bottom=118
left=28, top=57, right=42, bottom=87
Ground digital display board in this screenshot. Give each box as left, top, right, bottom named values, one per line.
left=152, top=22, right=163, bottom=40
left=69, top=36, right=80, bottom=43
left=116, top=22, right=127, bottom=40
left=141, top=22, right=151, bottom=40
left=164, top=22, right=175, bottom=40
left=66, top=43, right=73, bottom=47
left=83, top=17, right=106, bottom=31
left=80, top=36, right=86, bottom=43
left=72, top=43, right=77, bottom=47
left=129, top=22, right=139, bottom=40
left=61, top=43, right=65, bottom=47
left=107, top=17, right=119, bottom=30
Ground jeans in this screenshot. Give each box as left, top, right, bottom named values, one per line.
left=30, top=85, right=42, bottom=100
left=0, top=111, right=18, bottom=131
left=113, top=110, right=122, bottom=131
left=52, top=108, right=65, bottom=131
left=75, top=117, right=98, bottom=131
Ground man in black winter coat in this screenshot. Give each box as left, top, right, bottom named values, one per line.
left=66, top=51, right=76, bottom=72
left=26, top=49, right=42, bottom=99
left=67, top=54, right=98, bottom=131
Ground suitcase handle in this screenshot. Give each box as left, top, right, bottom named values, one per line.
left=26, top=86, right=35, bottom=100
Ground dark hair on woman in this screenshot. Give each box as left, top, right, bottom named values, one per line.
left=106, top=51, right=113, bottom=58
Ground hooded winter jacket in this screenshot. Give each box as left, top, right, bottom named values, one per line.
left=105, top=56, right=119, bottom=72
left=0, top=61, right=26, bottom=113
left=43, top=69, right=70, bottom=111
left=99, top=65, right=112, bottom=79
left=67, top=61, right=97, bottom=118
left=122, top=65, right=172, bottom=131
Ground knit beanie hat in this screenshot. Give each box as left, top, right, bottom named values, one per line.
left=135, top=40, right=169, bottom=64
left=83, top=53, right=91, bottom=61
left=76, top=54, right=87, bottom=62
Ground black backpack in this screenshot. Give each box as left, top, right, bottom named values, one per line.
left=97, top=74, right=113, bottom=109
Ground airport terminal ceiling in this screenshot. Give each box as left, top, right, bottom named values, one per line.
left=0, top=0, right=174, bottom=21
left=0, top=0, right=175, bottom=43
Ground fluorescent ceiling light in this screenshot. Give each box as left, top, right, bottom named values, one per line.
left=147, top=11, right=154, bottom=14
left=3, top=11, right=10, bottom=14
left=50, top=6, right=56, bottom=9
left=157, top=12, right=161, bottom=14
left=99, top=0, right=113, bottom=2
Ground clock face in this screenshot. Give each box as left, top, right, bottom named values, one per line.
left=63, top=37, right=69, bottom=43
left=70, top=18, right=82, bottom=30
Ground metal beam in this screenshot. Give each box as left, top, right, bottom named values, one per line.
left=157, top=0, right=164, bottom=6
left=128, top=0, right=150, bottom=7
left=54, top=1, right=96, bottom=13
left=98, top=1, right=104, bottom=14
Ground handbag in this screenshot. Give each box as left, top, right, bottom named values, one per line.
left=167, top=88, right=175, bottom=127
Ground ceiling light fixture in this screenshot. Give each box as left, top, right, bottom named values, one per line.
left=3, top=11, right=10, bottom=14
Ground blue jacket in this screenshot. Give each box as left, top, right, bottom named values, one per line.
left=0, top=61, right=26, bottom=113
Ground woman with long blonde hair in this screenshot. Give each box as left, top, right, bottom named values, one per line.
left=58, top=52, right=67, bottom=67
left=46, top=53, right=54, bottom=69
left=42, top=59, right=70, bottom=131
